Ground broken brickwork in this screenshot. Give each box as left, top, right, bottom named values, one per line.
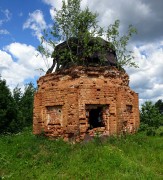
left=33, top=66, right=139, bottom=141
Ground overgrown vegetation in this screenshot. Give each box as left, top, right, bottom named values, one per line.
left=38, top=0, right=138, bottom=72
left=0, top=128, right=162, bottom=179
left=0, top=78, right=35, bottom=134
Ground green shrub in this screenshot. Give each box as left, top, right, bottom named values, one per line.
left=146, top=127, right=156, bottom=136
left=156, top=126, right=163, bottom=136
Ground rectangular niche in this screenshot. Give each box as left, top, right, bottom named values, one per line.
left=46, top=105, right=63, bottom=126
left=126, top=105, right=133, bottom=113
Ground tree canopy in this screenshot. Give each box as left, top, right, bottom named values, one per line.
left=0, top=78, right=18, bottom=133
left=0, top=78, right=35, bottom=134
left=155, top=99, right=163, bottom=115
left=38, top=0, right=137, bottom=73
left=140, top=100, right=163, bottom=135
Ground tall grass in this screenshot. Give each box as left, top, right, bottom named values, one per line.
left=0, top=128, right=163, bottom=179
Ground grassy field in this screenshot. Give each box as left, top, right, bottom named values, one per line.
left=0, top=128, right=163, bottom=180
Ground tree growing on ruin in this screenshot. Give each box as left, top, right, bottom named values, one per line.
left=38, top=0, right=137, bottom=73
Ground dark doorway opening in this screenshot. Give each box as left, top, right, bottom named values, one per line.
left=89, top=107, right=104, bottom=129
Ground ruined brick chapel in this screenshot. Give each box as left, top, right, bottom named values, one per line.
left=33, top=38, right=140, bottom=141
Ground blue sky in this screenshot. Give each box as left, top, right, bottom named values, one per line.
left=0, top=0, right=163, bottom=105
left=0, top=0, right=51, bottom=47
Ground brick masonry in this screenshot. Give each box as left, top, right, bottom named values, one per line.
left=33, top=66, right=140, bottom=141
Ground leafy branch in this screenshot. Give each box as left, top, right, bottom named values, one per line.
left=38, top=0, right=138, bottom=73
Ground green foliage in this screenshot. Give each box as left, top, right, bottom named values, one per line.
left=140, top=101, right=163, bottom=135
left=20, top=83, right=36, bottom=127
left=156, top=126, right=163, bottom=136
left=146, top=127, right=156, bottom=136
left=38, top=0, right=137, bottom=71
left=155, top=99, right=163, bottom=117
left=56, top=0, right=99, bottom=41
left=0, top=78, right=35, bottom=134
left=0, top=79, right=19, bottom=133
left=0, top=130, right=163, bottom=179
left=107, top=20, right=138, bottom=69
left=13, top=85, right=22, bottom=105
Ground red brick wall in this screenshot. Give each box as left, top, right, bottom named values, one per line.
left=33, top=66, right=139, bottom=141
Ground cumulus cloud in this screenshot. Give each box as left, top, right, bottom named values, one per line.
left=23, top=10, right=47, bottom=40
left=82, top=0, right=163, bottom=44
left=126, top=43, right=163, bottom=104
left=43, top=0, right=163, bottom=44
left=0, top=50, right=28, bottom=89
left=0, top=43, right=53, bottom=90
left=23, top=10, right=54, bottom=66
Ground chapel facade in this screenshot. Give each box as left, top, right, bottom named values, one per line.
left=33, top=37, right=139, bottom=141
left=33, top=66, right=139, bottom=141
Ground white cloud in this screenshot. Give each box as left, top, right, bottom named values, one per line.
left=0, top=29, right=9, bottom=35
left=0, top=42, right=53, bottom=90
left=23, top=10, right=47, bottom=40
left=43, top=0, right=163, bottom=43
left=3, top=9, right=12, bottom=21
left=126, top=42, right=163, bottom=105
left=0, top=9, right=12, bottom=26
left=42, top=0, right=62, bottom=10
left=49, top=8, right=56, bottom=20
left=0, top=9, right=11, bottom=36
left=0, top=50, right=28, bottom=89
left=0, top=50, right=13, bottom=70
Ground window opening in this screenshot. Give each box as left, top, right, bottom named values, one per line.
left=88, top=106, right=104, bottom=129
